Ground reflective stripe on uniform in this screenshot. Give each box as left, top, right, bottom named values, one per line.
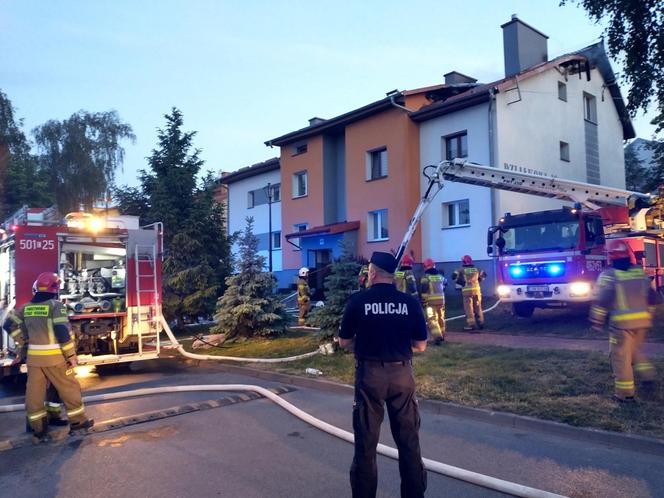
left=10, top=329, right=22, bottom=338
left=23, top=305, right=49, bottom=317
left=61, top=341, right=75, bottom=352
left=590, top=305, right=607, bottom=317
left=53, top=317, right=69, bottom=324
left=27, top=410, right=48, bottom=421
left=611, top=311, right=651, bottom=322
left=45, top=403, right=61, bottom=413
left=67, top=405, right=85, bottom=417
left=635, top=362, right=655, bottom=372
left=615, top=380, right=635, bottom=390
left=28, top=343, right=63, bottom=356
left=609, top=336, right=618, bottom=344
left=9, top=314, right=22, bottom=325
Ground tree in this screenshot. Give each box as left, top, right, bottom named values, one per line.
left=115, top=108, right=233, bottom=323
left=163, top=173, right=233, bottom=323
left=624, top=142, right=647, bottom=191
left=33, top=110, right=134, bottom=213
left=561, top=1, right=664, bottom=187
left=307, top=242, right=361, bottom=337
left=213, top=217, right=286, bottom=340
left=141, top=107, right=202, bottom=247
left=0, top=89, right=52, bottom=219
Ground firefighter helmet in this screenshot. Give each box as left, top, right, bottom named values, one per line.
left=423, top=258, right=435, bottom=270
left=298, top=267, right=309, bottom=277
left=401, top=255, right=414, bottom=267
left=32, top=272, right=61, bottom=295
left=606, top=240, right=633, bottom=262
left=462, top=255, right=473, bottom=266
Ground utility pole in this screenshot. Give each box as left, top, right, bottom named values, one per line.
left=264, top=182, right=273, bottom=272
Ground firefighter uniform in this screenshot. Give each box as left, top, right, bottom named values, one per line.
left=394, top=267, right=418, bottom=298
left=590, top=264, right=661, bottom=400
left=358, top=265, right=369, bottom=291
left=5, top=296, right=90, bottom=435
left=452, top=257, right=486, bottom=330
left=419, top=267, right=446, bottom=344
left=297, top=269, right=311, bottom=326
left=340, top=252, right=427, bottom=498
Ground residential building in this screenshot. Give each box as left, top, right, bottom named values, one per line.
left=260, top=16, right=633, bottom=292
left=219, top=158, right=287, bottom=286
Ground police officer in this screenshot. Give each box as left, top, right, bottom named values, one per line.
left=297, top=267, right=311, bottom=326
left=419, top=258, right=446, bottom=344
left=590, top=240, right=662, bottom=402
left=3, top=272, right=93, bottom=442
left=394, top=255, right=419, bottom=299
left=339, top=251, right=427, bottom=498
left=452, top=255, right=486, bottom=331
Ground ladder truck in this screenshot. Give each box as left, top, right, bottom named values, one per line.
left=396, top=159, right=662, bottom=318
left=0, top=207, right=164, bottom=378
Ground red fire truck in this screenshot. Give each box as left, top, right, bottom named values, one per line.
left=0, top=206, right=163, bottom=378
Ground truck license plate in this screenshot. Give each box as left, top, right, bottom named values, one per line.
left=527, top=285, right=549, bottom=292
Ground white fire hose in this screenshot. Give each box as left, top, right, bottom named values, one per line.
left=0, top=383, right=566, bottom=498
left=444, top=298, right=502, bottom=322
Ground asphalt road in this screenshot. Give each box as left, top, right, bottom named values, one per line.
left=1, top=360, right=663, bottom=498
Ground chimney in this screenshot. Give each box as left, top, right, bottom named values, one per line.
left=501, top=14, right=549, bottom=78
left=308, top=117, right=326, bottom=126
left=444, top=71, right=477, bottom=85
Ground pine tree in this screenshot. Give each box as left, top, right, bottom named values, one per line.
left=213, top=217, right=286, bottom=340
left=307, top=241, right=361, bottom=337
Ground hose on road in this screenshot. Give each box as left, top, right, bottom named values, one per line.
left=444, top=298, right=502, bottom=322
left=0, top=383, right=567, bottom=498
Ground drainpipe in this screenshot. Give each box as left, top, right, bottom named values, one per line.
left=488, top=87, right=499, bottom=289
left=387, top=90, right=415, bottom=113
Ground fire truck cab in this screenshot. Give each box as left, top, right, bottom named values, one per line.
left=0, top=206, right=163, bottom=378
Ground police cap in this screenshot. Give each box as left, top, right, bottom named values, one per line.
left=369, top=251, right=398, bottom=274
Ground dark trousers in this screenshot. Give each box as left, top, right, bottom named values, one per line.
left=350, top=361, right=427, bottom=498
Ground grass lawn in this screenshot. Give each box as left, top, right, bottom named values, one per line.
left=184, top=330, right=664, bottom=439
left=444, top=294, right=664, bottom=342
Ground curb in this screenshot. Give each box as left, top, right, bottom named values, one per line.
left=0, top=385, right=294, bottom=452
left=210, top=362, right=664, bottom=457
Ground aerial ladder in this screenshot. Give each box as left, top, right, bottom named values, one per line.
left=395, top=159, right=652, bottom=265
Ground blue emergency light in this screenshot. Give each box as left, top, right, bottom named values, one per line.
left=508, top=262, right=565, bottom=278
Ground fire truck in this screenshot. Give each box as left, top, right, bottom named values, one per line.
left=0, top=206, right=163, bottom=378
left=396, top=159, right=663, bottom=318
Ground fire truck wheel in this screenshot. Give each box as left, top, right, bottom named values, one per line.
left=512, top=303, right=534, bottom=318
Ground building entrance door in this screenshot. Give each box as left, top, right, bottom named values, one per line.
left=308, top=249, right=331, bottom=301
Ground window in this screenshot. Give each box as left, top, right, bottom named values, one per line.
left=272, top=231, right=282, bottom=250
left=247, top=191, right=255, bottom=209
left=560, top=141, right=570, bottom=162
left=444, top=132, right=468, bottom=160
left=583, top=92, right=597, bottom=123
left=271, top=184, right=281, bottom=202
left=292, top=142, right=308, bottom=155
left=557, top=81, right=567, bottom=101
left=584, top=217, right=604, bottom=248
left=292, top=223, right=308, bottom=250
left=292, top=171, right=308, bottom=198
left=367, top=209, right=389, bottom=241
left=366, top=147, right=388, bottom=180
left=442, top=199, right=470, bottom=228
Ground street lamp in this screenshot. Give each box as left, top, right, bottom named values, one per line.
left=263, top=182, right=274, bottom=272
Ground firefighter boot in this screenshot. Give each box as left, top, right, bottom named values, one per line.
left=70, top=418, right=95, bottom=435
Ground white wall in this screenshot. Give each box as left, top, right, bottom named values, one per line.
left=227, top=169, right=282, bottom=271
left=419, top=103, right=493, bottom=263
left=494, top=66, right=627, bottom=216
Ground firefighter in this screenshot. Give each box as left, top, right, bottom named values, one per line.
left=452, top=255, right=486, bottom=331
left=3, top=272, right=93, bottom=442
left=590, top=240, right=662, bottom=402
left=394, top=255, right=419, bottom=299
left=358, top=264, right=369, bottom=291
left=297, top=267, right=311, bottom=326
left=419, top=258, right=446, bottom=345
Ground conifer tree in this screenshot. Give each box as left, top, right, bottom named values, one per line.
left=307, top=241, right=360, bottom=337
left=213, top=217, right=286, bottom=340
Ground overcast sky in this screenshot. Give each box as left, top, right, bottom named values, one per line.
left=1, top=0, right=657, bottom=188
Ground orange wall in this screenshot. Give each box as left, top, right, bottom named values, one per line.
left=279, top=135, right=325, bottom=269
left=345, top=107, right=422, bottom=262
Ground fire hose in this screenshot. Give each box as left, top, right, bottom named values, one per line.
left=0, top=383, right=566, bottom=498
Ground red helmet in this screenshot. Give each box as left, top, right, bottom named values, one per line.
left=32, top=272, right=61, bottom=295
left=606, top=240, right=634, bottom=263
left=401, top=255, right=414, bottom=267
left=423, top=258, right=435, bottom=270
left=462, top=255, right=473, bottom=266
